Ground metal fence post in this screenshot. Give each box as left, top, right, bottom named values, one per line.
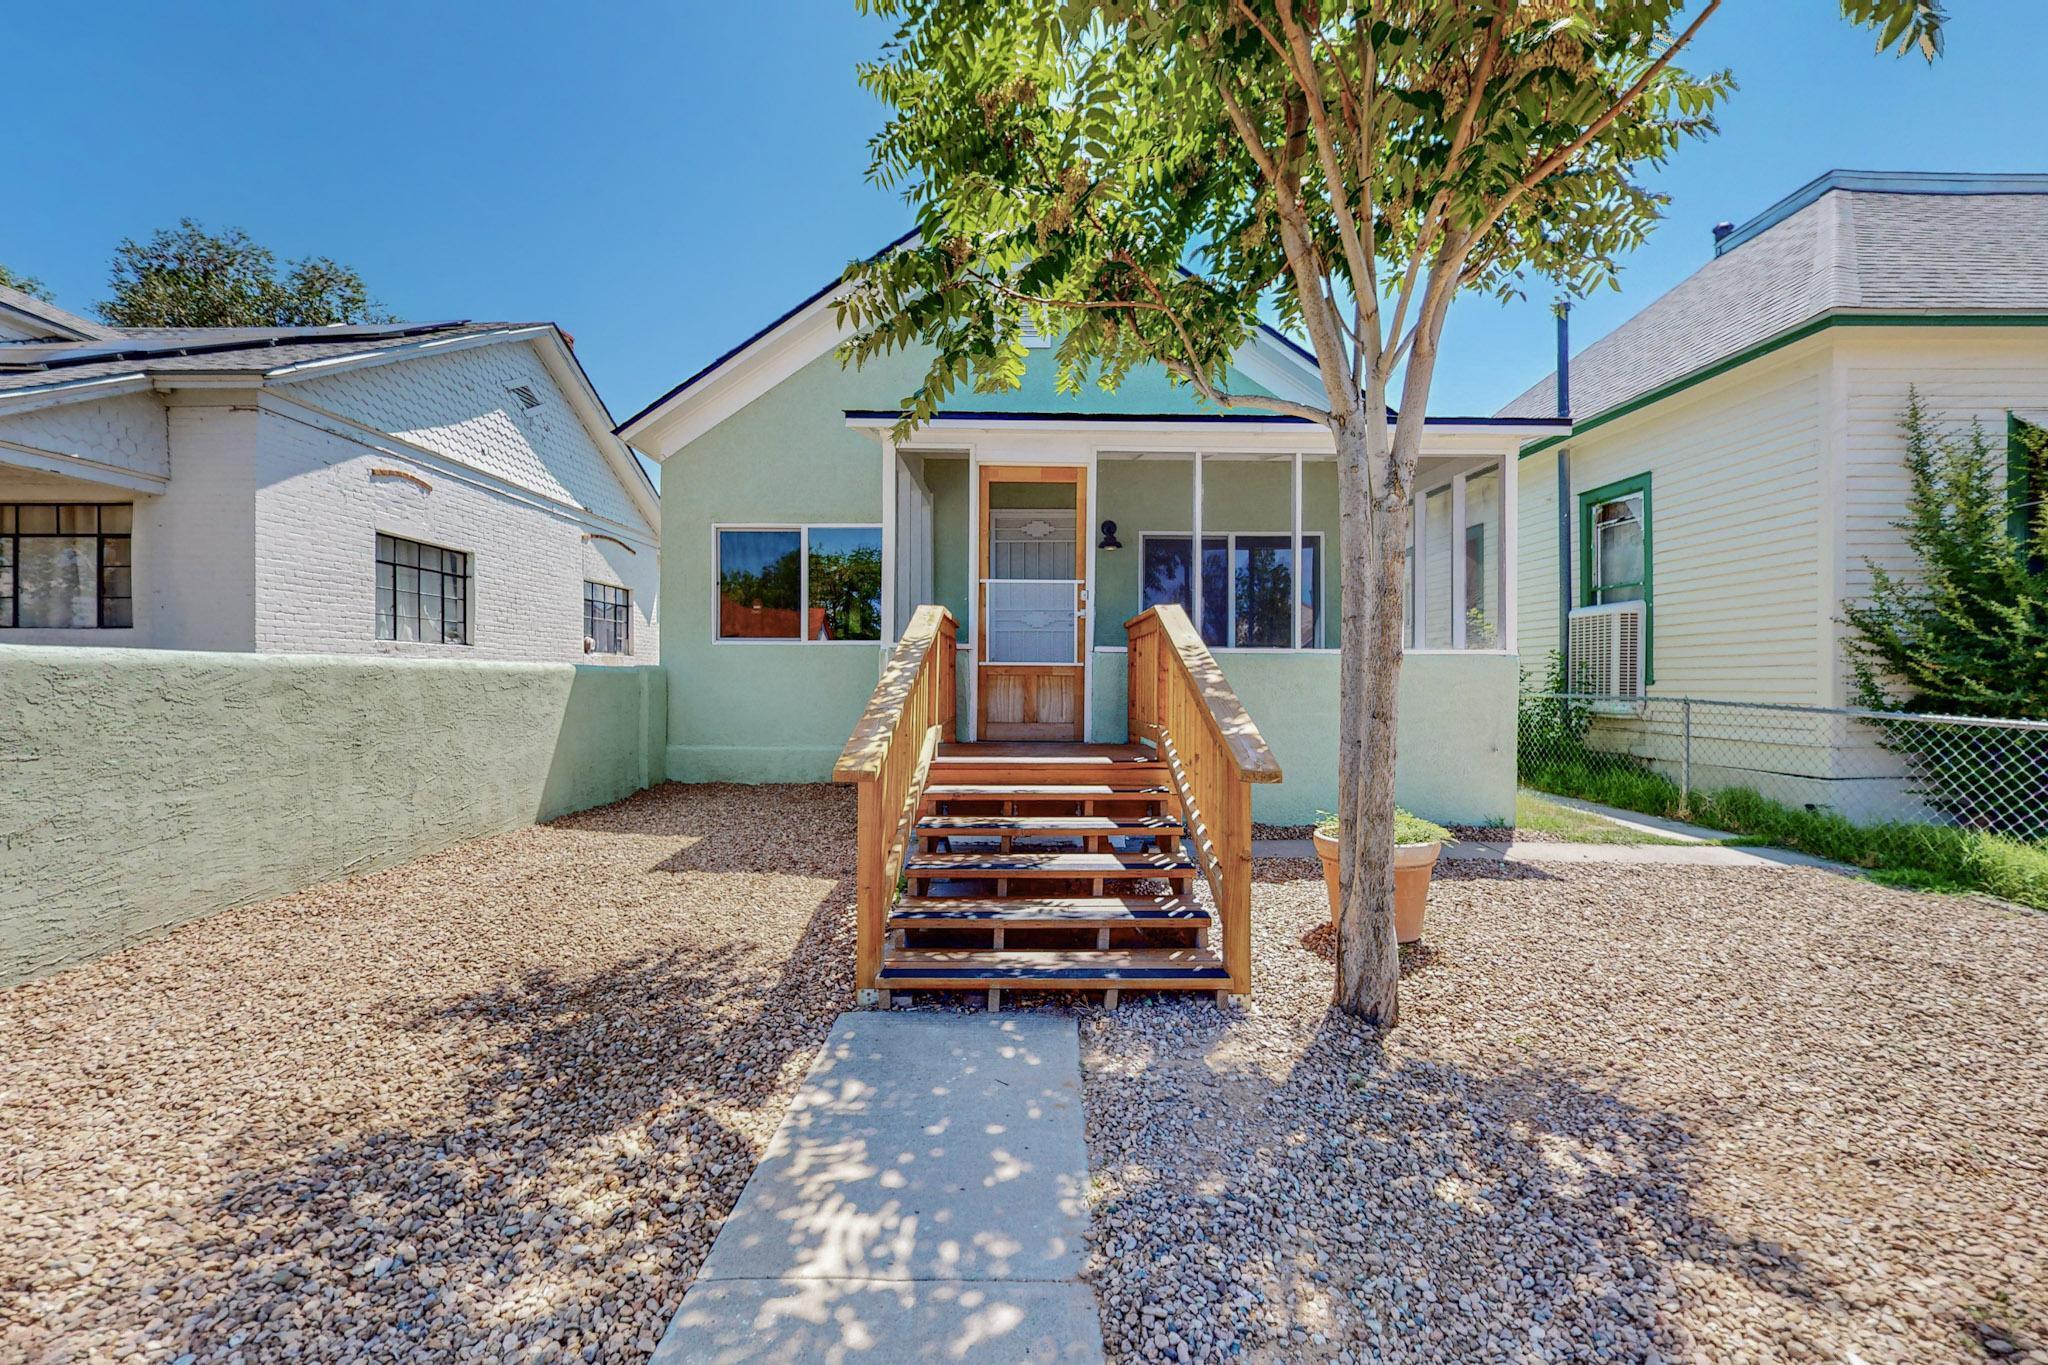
left=1680, top=698, right=1693, bottom=813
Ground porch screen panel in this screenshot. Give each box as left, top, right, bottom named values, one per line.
left=1139, top=535, right=1227, bottom=646
left=1464, top=468, right=1502, bottom=647
left=1422, top=485, right=1454, bottom=647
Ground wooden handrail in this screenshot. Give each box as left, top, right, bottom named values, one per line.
left=1125, top=604, right=1279, bottom=996
left=835, top=605, right=958, bottom=1000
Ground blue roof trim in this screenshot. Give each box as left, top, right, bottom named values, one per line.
left=1716, top=169, right=2048, bottom=258
left=846, top=408, right=1569, bottom=428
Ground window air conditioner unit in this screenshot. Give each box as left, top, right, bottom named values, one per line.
left=1567, top=602, right=1646, bottom=710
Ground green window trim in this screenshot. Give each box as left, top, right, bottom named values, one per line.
left=2009, top=412, right=2046, bottom=554
left=1576, top=471, right=1654, bottom=684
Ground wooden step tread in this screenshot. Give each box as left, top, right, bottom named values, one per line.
left=879, top=948, right=1228, bottom=986
left=905, top=851, right=1197, bottom=877
left=936, top=743, right=1156, bottom=764
left=891, top=896, right=1207, bottom=927
left=924, top=784, right=1173, bottom=799
left=916, top=815, right=1182, bottom=835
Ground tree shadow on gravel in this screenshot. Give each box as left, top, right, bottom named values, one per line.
left=178, top=814, right=861, bottom=1361
left=1090, top=1005, right=1837, bottom=1360
left=1089, top=861, right=1842, bottom=1361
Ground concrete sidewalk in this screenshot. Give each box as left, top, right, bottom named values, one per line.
left=652, top=1013, right=1104, bottom=1364
left=1252, top=836, right=1852, bottom=872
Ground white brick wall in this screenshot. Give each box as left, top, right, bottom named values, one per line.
left=1, top=335, right=659, bottom=662
left=288, top=339, right=650, bottom=533
left=153, top=400, right=260, bottom=651
left=250, top=399, right=658, bottom=663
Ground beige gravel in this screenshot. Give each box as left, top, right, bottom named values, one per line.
left=8, top=783, right=2046, bottom=1363
left=0, top=783, right=856, bottom=1364
left=1080, top=857, right=2048, bottom=1363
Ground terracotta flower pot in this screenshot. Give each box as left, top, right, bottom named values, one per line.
left=1313, top=829, right=1441, bottom=944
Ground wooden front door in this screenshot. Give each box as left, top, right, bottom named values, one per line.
left=977, top=465, right=1087, bottom=741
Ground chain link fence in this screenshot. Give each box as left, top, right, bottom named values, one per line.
left=1518, top=691, right=2048, bottom=844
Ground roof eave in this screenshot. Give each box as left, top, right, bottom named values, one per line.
left=1516, top=308, right=2048, bottom=457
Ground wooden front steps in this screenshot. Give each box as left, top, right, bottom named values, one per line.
left=878, top=948, right=1228, bottom=990
left=890, top=895, right=1207, bottom=929
left=880, top=742, right=1220, bottom=1006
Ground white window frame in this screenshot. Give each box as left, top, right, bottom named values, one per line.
left=1137, top=529, right=1326, bottom=651
left=712, top=522, right=884, bottom=645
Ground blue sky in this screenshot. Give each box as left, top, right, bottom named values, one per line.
left=5, top=2, right=2043, bottom=424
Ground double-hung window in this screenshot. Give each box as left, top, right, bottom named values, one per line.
left=716, top=525, right=882, bottom=641
left=1587, top=492, right=1647, bottom=605
left=1576, top=472, right=1654, bottom=679
left=1, top=503, right=132, bottom=629
left=1140, top=532, right=1322, bottom=649
left=584, top=582, right=632, bottom=654
left=376, top=534, right=470, bottom=644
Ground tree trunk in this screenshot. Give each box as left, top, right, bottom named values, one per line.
left=1333, top=409, right=1405, bottom=1024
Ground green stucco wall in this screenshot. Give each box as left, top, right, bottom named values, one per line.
left=661, top=338, right=1275, bottom=781
left=0, top=648, right=667, bottom=985
left=1088, top=649, right=1517, bottom=825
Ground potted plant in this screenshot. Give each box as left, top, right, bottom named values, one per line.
left=1312, top=810, right=1450, bottom=944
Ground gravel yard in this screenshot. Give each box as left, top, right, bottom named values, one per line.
left=1, top=784, right=855, bottom=1364
left=6, top=782, right=2045, bottom=1364
left=1082, top=858, right=2048, bottom=1363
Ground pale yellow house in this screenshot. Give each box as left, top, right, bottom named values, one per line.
left=1502, top=170, right=2048, bottom=813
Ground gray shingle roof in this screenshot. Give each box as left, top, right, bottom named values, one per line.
left=0, top=283, right=117, bottom=341
left=0, top=321, right=533, bottom=395
left=1497, top=172, right=2048, bottom=422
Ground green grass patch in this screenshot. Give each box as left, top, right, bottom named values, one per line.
left=1522, top=754, right=2048, bottom=911
left=1512, top=792, right=1689, bottom=845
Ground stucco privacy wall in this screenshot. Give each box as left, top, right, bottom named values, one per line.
left=0, top=648, right=666, bottom=985
left=1089, top=649, right=1518, bottom=825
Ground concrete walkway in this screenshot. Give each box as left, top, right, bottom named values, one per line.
left=1252, top=836, right=1852, bottom=872
left=652, top=1013, right=1104, bottom=1364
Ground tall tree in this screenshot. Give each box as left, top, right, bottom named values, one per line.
left=1844, top=392, right=2048, bottom=720
left=838, top=0, right=1944, bottom=1025
left=98, top=219, right=389, bottom=328
left=0, top=264, right=55, bottom=302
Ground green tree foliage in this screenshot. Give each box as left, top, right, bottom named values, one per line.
left=838, top=0, right=1944, bottom=1021
left=1844, top=391, right=2048, bottom=720
left=98, top=219, right=390, bottom=329
left=0, top=264, right=55, bottom=302
left=1842, top=393, right=2047, bottom=838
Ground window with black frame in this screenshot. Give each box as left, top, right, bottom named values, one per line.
left=375, top=533, right=469, bottom=643
left=584, top=581, right=632, bottom=654
left=0, top=503, right=133, bottom=629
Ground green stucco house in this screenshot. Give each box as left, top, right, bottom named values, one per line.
left=616, top=242, right=1565, bottom=824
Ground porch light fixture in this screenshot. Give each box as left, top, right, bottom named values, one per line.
left=1098, top=519, right=1122, bottom=550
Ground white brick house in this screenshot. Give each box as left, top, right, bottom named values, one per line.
left=0, top=288, right=659, bottom=662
